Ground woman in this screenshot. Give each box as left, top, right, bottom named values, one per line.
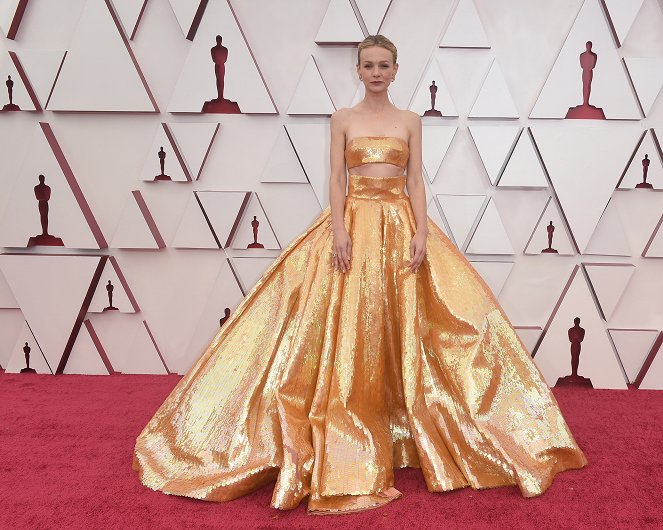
left=132, top=35, right=587, bottom=515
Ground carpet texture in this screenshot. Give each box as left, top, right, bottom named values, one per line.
left=0, top=372, right=661, bottom=529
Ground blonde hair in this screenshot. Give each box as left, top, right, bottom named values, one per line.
left=357, top=34, right=397, bottom=65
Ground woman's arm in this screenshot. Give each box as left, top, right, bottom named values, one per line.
left=329, top=108, right=352, bottom=272
left=405, top=111, right=428, bottom=272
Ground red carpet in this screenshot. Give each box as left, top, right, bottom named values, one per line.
left=1, top=372, right=661, bottom=529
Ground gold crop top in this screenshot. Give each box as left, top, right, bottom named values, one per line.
left=345, top=136, right=409, bottom=170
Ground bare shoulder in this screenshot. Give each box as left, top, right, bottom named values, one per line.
left=401, top=109, right=421, bottom=127
left=330, top=107, right=351, bottom=133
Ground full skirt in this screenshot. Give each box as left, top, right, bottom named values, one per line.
left=132, top=173, right=587, bottom=514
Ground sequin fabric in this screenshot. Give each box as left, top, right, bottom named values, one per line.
left=132, top=145, right=588, bottom=515
left=345, top=136, right=409, bottom=170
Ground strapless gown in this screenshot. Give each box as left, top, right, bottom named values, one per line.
left=132, top=171, right=588, bottom=514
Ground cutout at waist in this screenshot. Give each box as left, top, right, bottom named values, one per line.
left=346, top=173, right=407, bottom=200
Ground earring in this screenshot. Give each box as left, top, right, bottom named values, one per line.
left=359, top=75, right=363, bottom=80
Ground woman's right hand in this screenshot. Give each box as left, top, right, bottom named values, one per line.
left=332, top=228, right=352, bottom=273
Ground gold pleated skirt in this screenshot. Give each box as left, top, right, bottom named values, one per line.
left=132, top=174, right=587, bottom=514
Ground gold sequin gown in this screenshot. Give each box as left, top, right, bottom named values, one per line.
left=132, top=136, right=587, bottom=514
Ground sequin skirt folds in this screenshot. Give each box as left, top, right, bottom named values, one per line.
left=132, top=174, right=587, bottom=514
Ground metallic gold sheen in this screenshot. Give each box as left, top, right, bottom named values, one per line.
left=133, top=141, right=587, bottom=515
left=345, top=136, right=409, bottom=170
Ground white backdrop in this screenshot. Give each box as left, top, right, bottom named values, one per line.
left=1, top=0, right=662, bottom=390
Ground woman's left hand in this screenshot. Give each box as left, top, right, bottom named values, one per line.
left=408, top=230, right=427, bottom=272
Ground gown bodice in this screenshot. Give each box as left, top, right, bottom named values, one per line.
left=345, top=136, right=409, bottom=170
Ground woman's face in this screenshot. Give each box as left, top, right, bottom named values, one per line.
left=357, top=46, right=398, bottom=92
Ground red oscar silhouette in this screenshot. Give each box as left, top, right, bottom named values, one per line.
left=103, top=280, right=119, bottom=311
left=566, top=41, right=605, bottom=119
left=27, top=174, right=64, bottom=247
left=202, top=35, right=241, bottom=114
left=635, top=154, right=653, bottom=189
left=541, top=220, right=558, bottom=253
left=219, top=307, right=231, bottom=327
left=2, top=75, right=20, bottom=111
left=247, top=215, right=264, bottom=248
left=556, top=317, right=593, bottom=387
left=423, top=80, right=442, bottom=117
left=154, top=146, right=171, bottom=181
left=20, top=342, right=37, bottom=373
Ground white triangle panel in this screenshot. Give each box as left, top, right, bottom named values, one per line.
left=0, top=268, right=18, bottom=308
left=534, top=266, right=628, bottom=389
left=584, top=263, right=635, bottom=320
left=0, top=255, right=102, bottom=373
left=182, top=259, right=246, bottom=372
left=497, top=129, right=548, bottom=188
left=0, top=124, right=102, bottom=249
left=421, top=125, right=457, bottom=183
left=439, top=0, right=490, bottom=49
left=287, top=55, right=335, bottom=116
left=469, top=59, right=518, bottom=118
left=14, top=49, right=66, bottom=109
left=0, top=0, right=27, bottom=39
left=468, top=261, right=513, bottom=298
left=197, top=191, right=248, bottom=248
left=602, top=0, right=645, bottom=47
left=491, top=190, right=550, bottom=252
left=608, top=328, right=658, bottom=383
left=0, top=309, right=25, bottom=367
left=515, top=327, right=543, bottom=353
left=315, top=0, right=364, bottom=44
left=355, top=0, right=390, bottom=35
left=530, top=0, right=640, bottom=119
left=468, top=125, right=520, bottom=185
left=286, top=123, right=329, bottom=207
left=231, top=256, right=276, bottom=293
left=409, top=57, right=458, bottom=117
left=111, top=191, right=164, bottom=249
left=168, top=122, right=220, bottom=180
left=109, top=0, right=148, bottom=39
left=0, top=52, right=38, bottom=110
left=88, top=258, right=139, bottom=314
left=139, top=124, right=189, bottom=182
left=524, top=197, right=575, bottom=255
left=167, top=0, right=202, bottom=37
left=231, top=193, right=280, bottom=250
left=436, top=194, right=485, bottom=249
left=168, top=0, right=276, bottom=113
left=618, top=132, right=663, bottom=189
left=427, top=198, right=450, bottom=238
left=644, top=216, right=663, bottom=257
left=47, top=0, right=155, bottom=111
left=88, top=313, right=168, bottom=374
left=4, top=321, right=51, bottom=374
left=640, top=339, right=663, bottom=390
left=531, top=124, right=642, bottom=253
left=63, top=321, right=112, bottom=375
left=260, top=127, right=308, bottom=184
left=466, top=198, right=514, bottom=255
left=172, top=192, right=218, bottom=249
left=584, top=199, right=632, bottom=256
left=624, top=58, right=663, bottom=116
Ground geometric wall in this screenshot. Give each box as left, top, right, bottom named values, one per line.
left=1, top=0, right=662, bottom=390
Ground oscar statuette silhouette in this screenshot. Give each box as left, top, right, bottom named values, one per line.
left=2, top=74, right=20, bottom=111
left=103, top=280, right=119, bottom=311
left=566, top=41, right=606, bottom=119
left=635, top=154, right=653, bottom=189
left=27, top=174, right=64, bottom=247
left=422, top=80, right=442, bottom=117
left=541, top=220, right=558, bottom=253
left=154, top=146, right=172, bottom=181
left=556, top=317, right=593, bottom=387
left=202, top=35, right=241, bottom=113
left=246, top=215, right=264, bottom=248
left=20, top=342, right=37, bottom=373
left=219, top=307, right=231, bottom=328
